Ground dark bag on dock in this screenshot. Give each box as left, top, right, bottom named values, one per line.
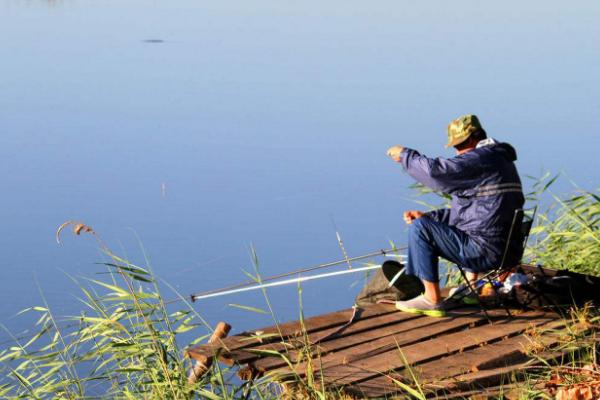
left=513, top=267, right=600, bottom=309
left=355, top=266, right=423, bottom=306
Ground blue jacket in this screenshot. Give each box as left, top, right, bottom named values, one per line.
left=400, top=139, right=525, bottom=260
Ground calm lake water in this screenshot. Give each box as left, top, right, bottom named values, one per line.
left=1, top=1, right=599, bottom=343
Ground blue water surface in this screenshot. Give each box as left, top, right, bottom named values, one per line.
left=1, top=1, right=599, bottom=343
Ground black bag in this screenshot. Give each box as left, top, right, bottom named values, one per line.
left=355, top=261, right=424, bottom=306
left=513, top=268, right=600, bottom=309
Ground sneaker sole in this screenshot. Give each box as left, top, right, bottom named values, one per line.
left=462, top=296, right=480, bottom=305
left=447, top=293, right=480, bottom=305
left=395, top=305, right=446, bottom=318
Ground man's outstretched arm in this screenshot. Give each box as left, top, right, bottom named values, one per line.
left=387, top=145, right=480, bottom=194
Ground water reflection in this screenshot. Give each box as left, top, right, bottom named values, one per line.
left=0, top=1, right=598, bottom=343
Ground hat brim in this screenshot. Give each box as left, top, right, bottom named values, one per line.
left=445, top=134, right=471, bottom=148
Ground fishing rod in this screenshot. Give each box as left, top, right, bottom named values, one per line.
left=190, top=247, right=406, bottom=302
left=191, top=264, right=390, bottom=301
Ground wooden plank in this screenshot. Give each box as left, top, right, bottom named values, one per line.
left=351, top=319, right=567, bottom=397
left=328, top=312, right=556, bottom=386
left=419, top=320, right=567, bottom=384
left=187, top=303, right=397, bottom=360
left=187, top=322, right=231, bottom=384
left=266, top=309, right=538, bottom=380
left=351, top=337, right=532, bottom=398
left=238, top=309, right=497, bottom=370
left=432, top=351, right=564, bottom=393
left=430, top=384, right=527, bottom=400
left=223, top=307, right=424, bottom=366
left=249, top=308, right=497, bottom=375
left=270, top=311, right=557, bottom=386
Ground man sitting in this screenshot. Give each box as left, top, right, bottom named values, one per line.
left=386, top=115, right=524, bottom=317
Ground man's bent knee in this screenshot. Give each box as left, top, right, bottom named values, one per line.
left=409, top=216, right=434, bottom=238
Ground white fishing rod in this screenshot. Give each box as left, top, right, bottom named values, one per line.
left=190, top=254, right=408, bottom=302
left=189, top=247, right=407, bottom=302
left=190, top=263, right=401, bottom=301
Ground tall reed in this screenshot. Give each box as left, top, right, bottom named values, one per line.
left=0, top=235, right=229, bottom=399
left=528, top=189, right=600, bottom=275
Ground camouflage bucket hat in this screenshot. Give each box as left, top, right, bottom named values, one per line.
left=446, top=114, right=483, bottom=148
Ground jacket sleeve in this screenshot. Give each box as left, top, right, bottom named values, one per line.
left=400, top=148, right=481, bottom=194
left=424, top=208, right=450, bottom=224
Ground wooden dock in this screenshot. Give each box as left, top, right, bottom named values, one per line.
left=187, top=302, right=581, bottom=398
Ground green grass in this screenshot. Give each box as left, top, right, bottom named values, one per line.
left=528, top=189, right=600, bottom=276
left=1, top=180, right=599, bottom=399
left=0, top=248, right=223, bottom=399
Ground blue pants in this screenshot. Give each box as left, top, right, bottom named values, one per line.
left=406, top=217, right=497, bottom=283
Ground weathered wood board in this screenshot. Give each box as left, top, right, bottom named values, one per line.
left=187, top=302, right=575, bottom=398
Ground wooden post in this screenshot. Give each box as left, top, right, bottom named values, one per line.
left=187, top=321, right=231, bottom=385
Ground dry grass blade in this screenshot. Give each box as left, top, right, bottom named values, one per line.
left=55, top=220, right=96, bottom=244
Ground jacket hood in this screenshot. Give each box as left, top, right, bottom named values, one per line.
left=494, top=142, right=518, bottom=161
left=477, top=138, right=518, bottom=161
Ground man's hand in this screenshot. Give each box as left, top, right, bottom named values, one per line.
left=386, top=145, right=404, bottom=162
left=403, top=210, right=424, bottom=224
